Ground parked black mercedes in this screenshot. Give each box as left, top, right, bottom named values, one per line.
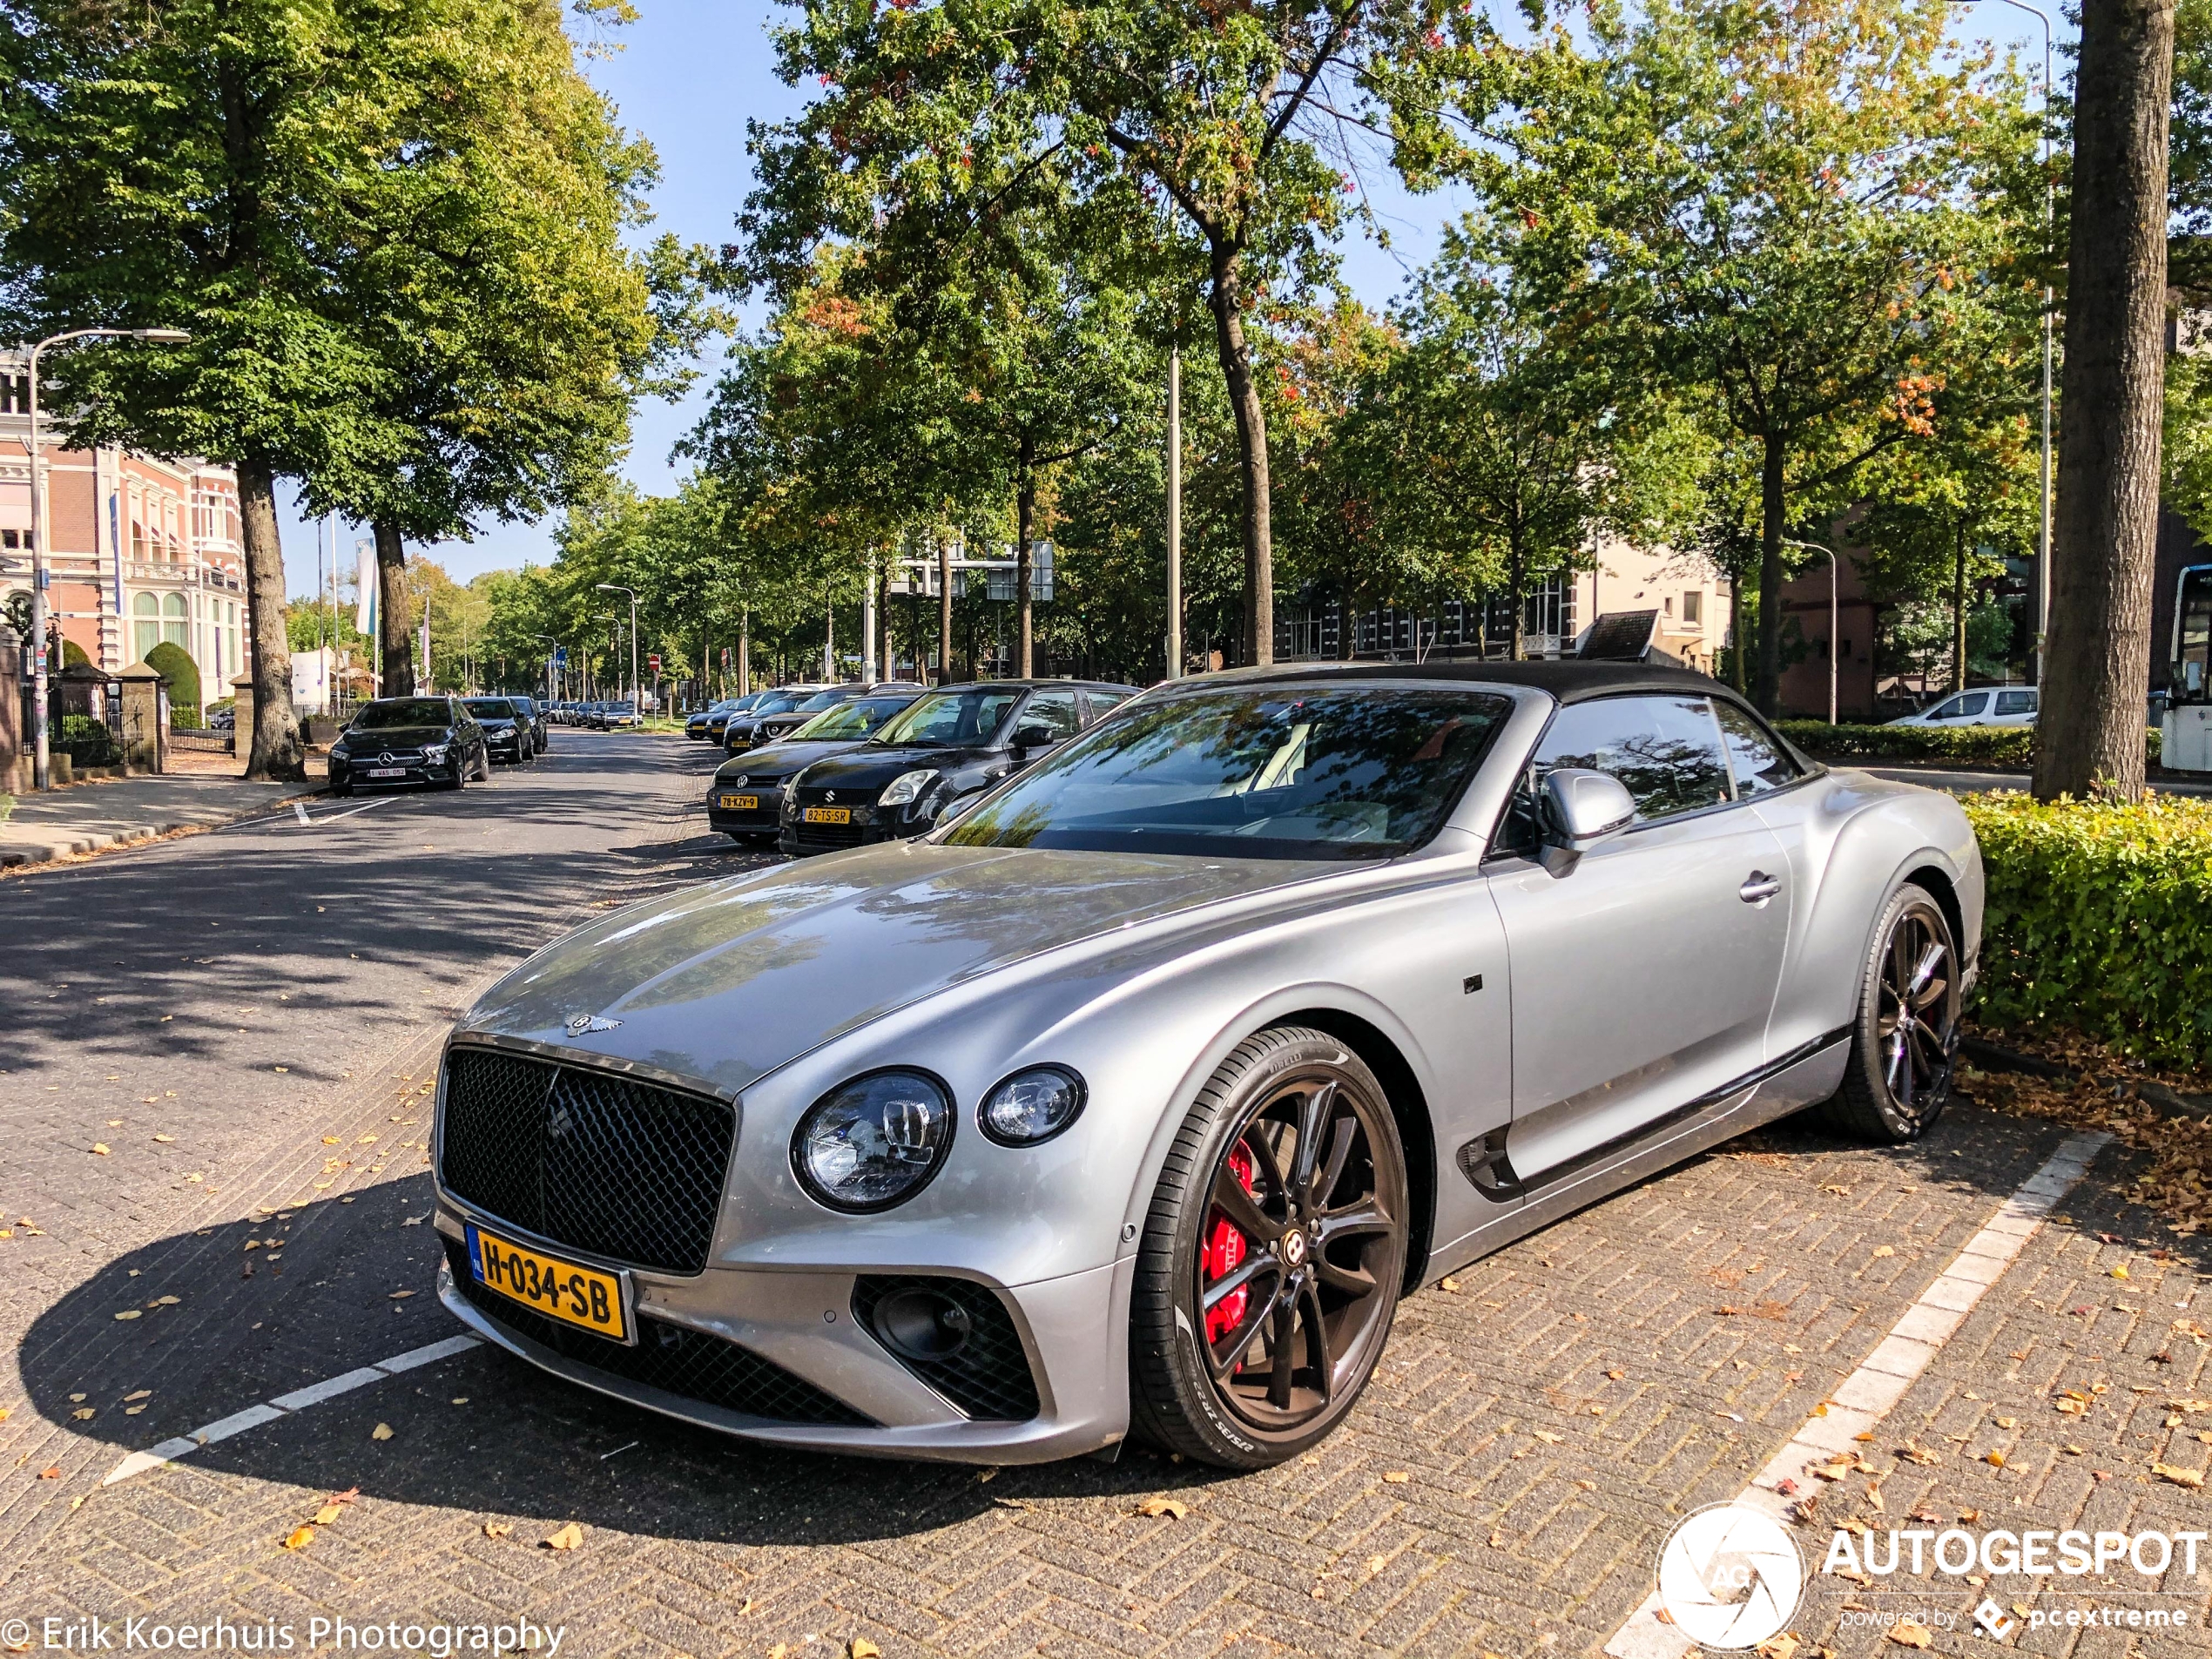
left=779, top=679, right=1136, bottom=855
left=706, top=685, right=927, bottom=840
left=465, top=697, right=535, bottom=765
left=327, top=696, right=491, bottom=797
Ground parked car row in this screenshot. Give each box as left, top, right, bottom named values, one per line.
left=707, top=679, right=1136, bottom=855
left=545, top=699, right=644, bottom=730
left=327, top=694, right=549, bottom=796
left=1886, top=685, right=2039, bottom=728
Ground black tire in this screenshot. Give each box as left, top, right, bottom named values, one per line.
left=1128, top=1027, right=1408, bottom=1469
left=329, top=781, right=353, bottom=799
left=1819, top=882, right=1962, bottom=1143
left=473, top=747, right=491, bottom=782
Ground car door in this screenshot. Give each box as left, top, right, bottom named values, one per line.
left=1486, top=693, right=1792, bottom=1187
left=1008, top=687, right=1081, bottom=765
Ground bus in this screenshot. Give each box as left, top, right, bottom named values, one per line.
left=2167, top=563, right=2212, bottom=770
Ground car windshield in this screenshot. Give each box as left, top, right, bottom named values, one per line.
left=793, top=690, right=850, bottom=711
left=873, top=688, right=1023, bottom=749
left=945, top=686, right=1512, bottom=860
left=752, top=693, right=806, bottom=716
left=352, top=699, right=450, bottom=730
left=465, top=699, right=515, bottom=718
left=794, top=695, right=915, bottom=741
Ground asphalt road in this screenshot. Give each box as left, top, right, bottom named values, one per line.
left=0, top=735, right=2200, bottom=1659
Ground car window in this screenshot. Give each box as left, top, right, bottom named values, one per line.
left=1953, top=691, right=1990, bottom=718
left=352, top=699, right=451, bottom=730
left=945, top=686, right=1512, bottom=860
left=1995, top=689, right=2036, bottom=716
left=1712, top=701, right=1802, bottom=797
left=1084, top=691, right=1130, bottom=723
left=464, top=699, right=514, bottom=718
left=1532, top=694, right=1734, bottom=821
left=873, top=688, right=1024, bottom=748
left=1017, top=690, right=1082, bottom=740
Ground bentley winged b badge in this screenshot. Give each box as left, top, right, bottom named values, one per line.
left=563, top=1013, right=623, bottom=1037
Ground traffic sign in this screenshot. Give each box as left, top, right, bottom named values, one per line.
left=553, top=646, right=568, bottom=667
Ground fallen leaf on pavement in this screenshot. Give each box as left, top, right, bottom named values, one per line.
left=1995, top=1416, right=2017, bottom=1429
left=1440, top=1276, right=1460, bottom=1291
left=70, top=1408, right=92, bottom=1421
left=1897, top=1442, right=1939, bottom=1465
left=313, top=1504, right=343, bottom=1525
left=482, top=1522, right=513, bottom=1539
left=388, top=1290, right=415, bottom=1300
left=370, top=1423, right=394, bottom=1441
left=848, top=1642, right=881, bottom=1659
left=1533, top=1430, right=1564, bottom=1444
left=1871, top=1246, right=1894, bottom=1258
left=1887, top=1621, right=1932, bottom=1649
left=543, top=1522, right=584, bottom=1550
left=1757, top=1635, right=1801, bottom=1659
left=1136, top=1497, right=1187, bottom=1519
left=1383, top=1471, right=1410, bottom=1483
left=91, top=1144, right=110, bottom=1157
left=37, top=1467, right=59, bottom=1480
left=152, top=1135, right=172, bottom=1143
left=2112, top=1264, right=2131, bottom=1280
left=281, top=1527, right=315, bottom=1551
left=112, top=1310, right=140, bottom=1322
left=1985, top=1452, right=2006, bottom=1467
left=2154, top=1463, right=2207, bottom=1489
left=1607, top=1367, right=1624, bottom=1380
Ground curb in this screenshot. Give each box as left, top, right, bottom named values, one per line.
left=0, top=786, right=324, bottom=870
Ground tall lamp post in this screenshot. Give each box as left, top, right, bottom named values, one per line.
left=23, top=326, right=191, bottom=791
left=531, top=632, right=559, bottom=703
left=597, top=583, right=638, bottom=718
left=1783, top=538, right=1841, bottom=725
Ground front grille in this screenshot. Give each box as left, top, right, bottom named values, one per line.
left=445, top=1238, right=869, bottom=1426
left=788, top=819, right=868, bottom=851
left=438, top=1046, right=735, bottom=1275
left=852, top=1275, right=1042, bottom=1420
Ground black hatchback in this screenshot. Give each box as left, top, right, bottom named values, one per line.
left=327, top=696, right=491, bottom=796
left=707, top=687, right=925, bottom=840
left=779, top=680, right=1135, bottom=856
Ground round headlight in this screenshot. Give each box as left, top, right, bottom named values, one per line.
left=792, top=1069, right=954, bottom=1211
left=978, top=1066, right=1086, bottom=1146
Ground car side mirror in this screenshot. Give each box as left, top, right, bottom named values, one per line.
left=1010, top=724, right=1057, bottom=756
left=1539, top=768, right=1636, bottom=860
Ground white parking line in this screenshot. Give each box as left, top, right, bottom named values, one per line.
left=1603, top=1130, right=2113, bottom=1659
left=100, top=1334, right=482, bottom=1487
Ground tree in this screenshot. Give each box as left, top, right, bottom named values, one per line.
left=740, top=0, right=1480, bottom=666
left=0, top=0, right=432, bottom=779
left=1452, top=0, right=2042, bottom=712
left=2035, top=0, right=2177, bottom=799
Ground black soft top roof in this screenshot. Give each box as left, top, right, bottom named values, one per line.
left=1194, top=659, right=1731, bottom=705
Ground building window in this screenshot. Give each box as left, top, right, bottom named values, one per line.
left=133, top=592, right=160, bottom=660
left=162, top=592, right=187, bottom=647
left=1683, top=590, right=1703, bottom=625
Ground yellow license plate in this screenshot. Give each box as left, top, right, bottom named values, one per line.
left=466, top=1224, right=630, bottom=1342
left=802, top=806, right=852, bottom=825
left=718, top=794, right=758, bottom=811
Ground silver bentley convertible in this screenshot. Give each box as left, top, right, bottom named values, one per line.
left=432, top=663, right=1979, bottom=1468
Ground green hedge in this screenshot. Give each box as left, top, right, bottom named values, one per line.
left=57, top=713, right=117, bottom=766
left=1777, top=718, right=2162, bottom=770
left=1965, top=793, right=2212, bottom=1072
left=145, top=640, right=201, bottom=727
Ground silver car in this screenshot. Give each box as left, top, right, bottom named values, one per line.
left=432, top=663, right=1979, bottom=1468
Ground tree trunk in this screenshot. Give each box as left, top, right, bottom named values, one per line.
left=1015, top=433, right=1036, bottom=678
left=2034, top=0, right=2175, bottom=800
left=1728, top=564, right=1749, bottom=692
left=374, top=519, right=414, bottom=697
left=236, top=455, right=303, bottom=782
left=1757, top=433, right=1787, bottom=715
left=880, top=560, right=894, bottom=680
left=1507, top=536, right=1527, bottom=662
left=1952, top=522, right=1969, bottom=693
left=1207, top=246, right=1272, bottom=666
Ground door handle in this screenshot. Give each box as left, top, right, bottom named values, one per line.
left=1740, top=871, right=1781, bottom=905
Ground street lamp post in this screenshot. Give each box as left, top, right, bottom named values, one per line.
left=531, top=632, right=559, bottom=703
left=597, top=583, right=638, bottom=718
left=22, top=326, right=190, bottom=791
left=1784, top=538, right=1841, bottom=725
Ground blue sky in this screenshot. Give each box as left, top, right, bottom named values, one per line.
left=277, top=0, right=2061, bottom=599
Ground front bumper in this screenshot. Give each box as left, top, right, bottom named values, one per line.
left=707, top=783, right=784, bottom=835
left=330, top=754, right=461, bottom=789
left=433, top=1205, right=1131, bottom=1462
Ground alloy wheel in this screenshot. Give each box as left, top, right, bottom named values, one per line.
left=1194, top=1070, right=1403, bottom=1433
left=1875, top=902, right=1958, bottom=1123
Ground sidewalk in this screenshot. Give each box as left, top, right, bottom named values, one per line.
left=0, top=765, right=323, bottom=868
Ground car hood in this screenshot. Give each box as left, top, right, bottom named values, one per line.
left=337, top=726, right=452, bottom=748
left=713, top=738, right=860, bottom=781
left=455, top=842, right=1337, bottom=1096
left=793, top=744, right=992, bottom=788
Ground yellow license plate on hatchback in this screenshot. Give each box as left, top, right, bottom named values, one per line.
left=718, top=794, right=758, bottom=811
left=802, top=806, right=852, bottom=825
left=465, top=1224, right=630, bottom=1342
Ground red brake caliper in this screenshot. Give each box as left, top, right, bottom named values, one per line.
left=1204, top=1143, right=1258, bottom=1348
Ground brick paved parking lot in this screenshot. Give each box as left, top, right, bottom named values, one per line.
left=3, top=738, right=2207, bottom=1658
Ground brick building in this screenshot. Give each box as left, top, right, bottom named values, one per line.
left=0, top=350, right=246, bottom=694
